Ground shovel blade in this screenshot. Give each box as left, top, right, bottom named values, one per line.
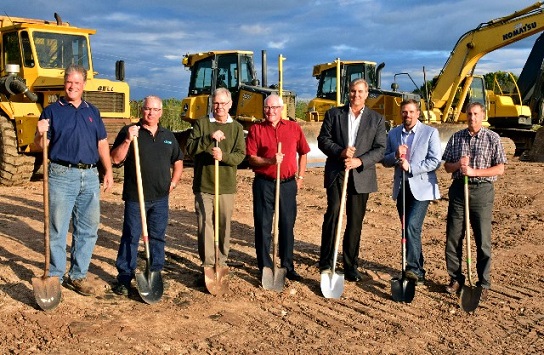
left=32, top=276, right=61, bottom=311
left=135, top=270, right=164, bottom=304
left=391, top=277, right=416, bottom=303
left=460, top=285, right=482, bottom=312
left=320, top=272, right=344, bottom=299
left=262, top=266, right=287, bottom=292
left=204, top=265, right=229, bottom=296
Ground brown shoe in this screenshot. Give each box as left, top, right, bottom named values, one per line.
left=480, top=288, right=489, bottom=302
left=445, top=280, right=463, bottom=294
left=64, top=277, right=94, bottom=296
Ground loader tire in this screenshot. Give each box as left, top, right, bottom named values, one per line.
left=0, top=115, right=35, bottom=186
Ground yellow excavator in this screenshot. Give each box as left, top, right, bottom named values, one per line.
left=0, top=13, right=132, bottom=185
left=305, top=2, right=544, bottom=156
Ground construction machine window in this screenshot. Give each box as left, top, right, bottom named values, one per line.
left=33, top=32, right=90, bottom=69
left=190, top=59, right=213, bottom=94
left=3, top=32, right=22, bottom=68
left=239, top=55, right=254, bottom=85
left=21, top=32, right=35, bottom=68
left=317, top=68, right=339, bottom=100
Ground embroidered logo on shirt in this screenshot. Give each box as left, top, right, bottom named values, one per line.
left=163, top=140, right=172, bottom=145
left=88, top=116, right=93, bottom=123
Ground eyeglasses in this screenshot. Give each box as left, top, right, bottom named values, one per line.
left=213, top=101, right=231, bottom=107
left=264, top=106, right=282, bottom=111
left=143, top=107, right=162, bottom=112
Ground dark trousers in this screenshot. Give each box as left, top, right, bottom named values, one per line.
left=319, top=171, right=369, bottom=273
left=445, top=180, right=494, bottom=288
left=396, top=181, right=430, bottom=278
left=253, top=176, right=298, bottom=272
left=116, top=196, right=169, bottom=286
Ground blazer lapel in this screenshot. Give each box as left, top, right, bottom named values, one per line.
left=340, top=105, right=350, bottom=147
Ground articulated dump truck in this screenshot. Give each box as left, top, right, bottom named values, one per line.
left=178, top=50, right=325, bottom=166
left=305, top=2, right=544, bottom=159
left=0, top=13, right=132, bottom=185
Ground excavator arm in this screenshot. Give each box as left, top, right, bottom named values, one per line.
left=431, top=2, right=544, bottom=117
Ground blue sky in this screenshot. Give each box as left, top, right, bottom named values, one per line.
left=3, top=1, right=542, bottom=100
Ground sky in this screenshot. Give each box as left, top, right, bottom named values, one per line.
left=3, top=1, right=543, bottom=101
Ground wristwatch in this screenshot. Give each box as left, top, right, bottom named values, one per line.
left=296, top=175, right=304, bottom=180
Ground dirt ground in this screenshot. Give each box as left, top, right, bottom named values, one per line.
left=0, top=156, right=543, bottom=354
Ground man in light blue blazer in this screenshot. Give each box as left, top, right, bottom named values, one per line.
left=382, top=99, right=441, bottom=285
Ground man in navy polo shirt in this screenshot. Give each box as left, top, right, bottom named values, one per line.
left=110, top=95, right=183, bottom=296
left=34, top=64, right=114, bottom=297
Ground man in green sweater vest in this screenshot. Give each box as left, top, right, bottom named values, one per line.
left=186, top=88, right=246, bottom=285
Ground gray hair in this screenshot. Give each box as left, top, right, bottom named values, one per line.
left=64, top=64, right=87, bottom=82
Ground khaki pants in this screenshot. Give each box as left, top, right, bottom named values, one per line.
left=195, top=192, right=235, bottom=266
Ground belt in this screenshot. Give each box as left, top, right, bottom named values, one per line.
left=52, top=160, right=97, bottom=169
left=256, top=174, right=296, bottom=183
left=454, top=178, right=491, bottom=185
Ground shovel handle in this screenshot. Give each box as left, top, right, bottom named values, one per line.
left=42, top=133, right=51, bottom=277
left=464, top=175, right=474, bottom=286
left=272, top=142, right=282, bottom=270
left=133, top=137, right=151, bottom=260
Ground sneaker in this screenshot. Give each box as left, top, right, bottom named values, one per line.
left=112, top=283, right=129, bottom=296
left=64, top=277, right=94, bottom=296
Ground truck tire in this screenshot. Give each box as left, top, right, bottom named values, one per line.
left=0, top=115, right=35, bottom=186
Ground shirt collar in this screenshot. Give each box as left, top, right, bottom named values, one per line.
left=209, top=115, right=233, bottom=123
left=402, top=120, right=420, bottom=134
left=58, top=96, right=89, bottom=108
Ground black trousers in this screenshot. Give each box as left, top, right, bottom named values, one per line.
left=253, top=176, right=298, bottom=272
left=319, top=171, right=369, bottom=273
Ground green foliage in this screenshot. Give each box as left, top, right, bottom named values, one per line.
left=130, top=98, right=190, bottom=132
left=296, top=100, right=308, bottom=119
left=484, top=71, right=519, bottom=94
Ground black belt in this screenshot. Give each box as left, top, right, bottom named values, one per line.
left=256, top=174, right=296, bottom=183
left=52, top=160, right=96, bottom=169
left=454, top=178, right=491, bottom=185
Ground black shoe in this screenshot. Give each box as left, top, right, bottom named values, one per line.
left=286, top=270, right=302, bottom=282
left=345, top=270, right=363, bottom=282
left=416, top=276, right=425, bottom=286
left=112, top=282, right=129, bottom=296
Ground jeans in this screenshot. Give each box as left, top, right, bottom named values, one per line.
left=48, top=163, right=100, bottom=282
left=116, top=196, right=169, bottom=286
left=396, top=181, right=430, bottom=278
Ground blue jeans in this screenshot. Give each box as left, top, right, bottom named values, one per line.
left=115, top=196, right=169, bottom=286
left=48, top=163, right=100, bottom=282
left=396, top=181, right=430, bottom=278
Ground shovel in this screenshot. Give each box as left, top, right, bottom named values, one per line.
left=460, top=175, right=483, bottom=312
left=204, top=141, right=229, bottom=295
left=133, top=136, right=164, bottom=304
left=391, top=169, right=416, bottom=303
left=320, top=168, right=349, bottom=299
left=262, top=142, right=287, bottom=291
left=32, top=134, right=62, bottom=311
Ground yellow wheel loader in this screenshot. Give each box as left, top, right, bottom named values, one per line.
left=0, top=13, right=133, bottom=185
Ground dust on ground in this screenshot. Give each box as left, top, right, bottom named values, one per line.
left=0, top=158, right=543, bottom=354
